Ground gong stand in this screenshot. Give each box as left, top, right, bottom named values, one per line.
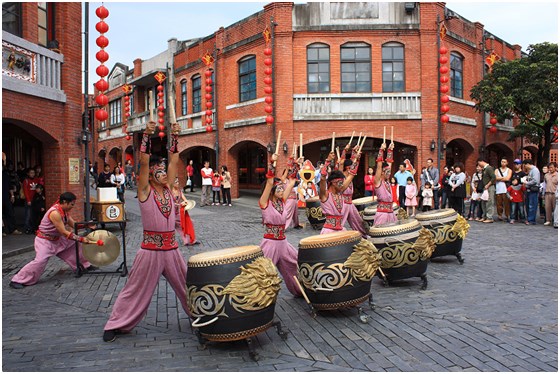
left=73, top=220, right=128, bottom=277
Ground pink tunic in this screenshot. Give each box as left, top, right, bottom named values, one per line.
left=11, top=204, right=92, bottom=286
left=284, top=187, right=300, bottom=229
left=373, top=181, right=398, bottom=226
left=342, top=182, right=367, bottom=237
left=105, top=186, right=189, bottom=333
left=320, top=191, right=347, bottom=234
left=260, top=199, right=302, bottom=297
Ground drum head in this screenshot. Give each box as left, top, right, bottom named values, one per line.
left=82, top=230, right=120, bottom=267
left=299, top=230, right=361, bottom=249
left=352, top=196, right=375, bottom=206
left=369, top=218, right=421, bottom=237
left=415, top=208, right=457, bottom=221
left=188, top=245, right=262, bottom=267
left=306, top=196, right=321, bottom=203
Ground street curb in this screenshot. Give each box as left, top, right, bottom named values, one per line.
left=2, top=245, right=35, bottom=259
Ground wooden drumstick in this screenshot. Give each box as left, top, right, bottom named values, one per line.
left=356, top=132, right=362, bottom=147
left=378, top=267, right=387, bottom=281
left=300, top=133, right=303, bottom=158
left=331, top=132, right=335, bottom=152
left=273, top=130, right=282, bottom=167
left=391, top=126, right=394, bottom=144
left=349, top=131, right=355, bottom=147
left=149, top=91, right=154, bottom=122
left=168, top=86, right=177, bottom=124
left=336, top=146, right=341, bottom=160
left=383, top=126, right=386, bottom=144
left=293, top=275, right=312, bottom=305
left=359, top=135, right=367, bottom=154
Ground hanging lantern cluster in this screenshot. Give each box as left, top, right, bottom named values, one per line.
left=154, top=72, right=167, bottom=139
left=439, top=44, right=450, bottom=125
left=122, top=84, right=132, bottom=140
left=262, top=25, right=274, bottom=125
left=201, top=51, right=215, bottom=133
left=94, top=5, right=110, bottom=122
left=489, top=112, right=498, bottom=133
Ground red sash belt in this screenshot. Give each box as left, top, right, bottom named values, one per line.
left=377, top=202, right=393, bottom=213
left=142, top=230, right=178, bottom=251
left=288, top=191, right=297, bottom=200
left=264, top=224, right=286, bottom=240
left=36, top=230, right=59, bottom=241
left=324, top=215, right=343, bottom=230
left=343, top=194, right=352, bottom=204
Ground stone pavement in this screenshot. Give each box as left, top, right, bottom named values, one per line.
left=2, top=189, right=558, bottom=371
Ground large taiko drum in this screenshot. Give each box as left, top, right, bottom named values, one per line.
left=362, top=202, right=400, bottom=231
left=186, top=245, right=281, bottom=342
left=414, top=208, right=469, bottom=264
left=297, top=230, right=380, bottom=310
left=305, top=196, right=326, bottom=230
left=368, top=219, right=435, bottom=289
left=352, top=196, right=376, bottom=219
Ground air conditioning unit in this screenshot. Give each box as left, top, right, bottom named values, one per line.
left=404, top=2, right=416, bottom=14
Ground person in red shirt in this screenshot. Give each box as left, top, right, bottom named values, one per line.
left=211, top=171, right=223, bottom=205
left=507, top=177, right=526, bottom=223
left=23, top=168, right=39, bottom=234
left=185, top=160, right=195, bottom=193
left=364, top=167, right=375, bottom=197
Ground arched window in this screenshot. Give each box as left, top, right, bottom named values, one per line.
left=307, top=43, right=330, bottom=93
left=180, top=79, right=187, bottom=116
left=239, top=55, right=256, bottom=102
left=450, top=52, right=463, bottom=99
left=192, top=74, right=201, bottom=113
left=340, top=42, right=371, bottom=93
left=382, top=42, right=405, bottom=92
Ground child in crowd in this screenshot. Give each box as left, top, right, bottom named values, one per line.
left=469, top=180, right=484, bottom=221
left=304, top=181, right=316, bottom=199
left=421, top=182, right=433, bottom=212
left=31, top=184, right=46, bottom=231
left=390, top=177, right=399, bottom=206
left=211, top=171, right=223, bottom=205
left=405, top=176, right=418, bottom=217
left=507, top=177, right=526, bottom=223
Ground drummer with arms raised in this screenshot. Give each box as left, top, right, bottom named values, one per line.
left=259, top=153, right=302, bottom=297
left=338, top=143, right=367, bottom=238
left=373, top=141, right=397, bottom=225
left=103, top=121, right=190, bottom=342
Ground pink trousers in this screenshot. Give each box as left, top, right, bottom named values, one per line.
left=373, top=211, right=398, bottom=226
left=104, top=248, right=189, bottom=332
left=345, top=203, right=367, bottom=238
left=285, top=198, right=300, bottom=229
left=260, top=238, right=302, bottom=297
left=11, top=236, right=91, bottom=286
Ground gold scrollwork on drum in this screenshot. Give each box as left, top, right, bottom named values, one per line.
left=428, top=215, right=470, bottom=245
left=413, top=227, right=436, bottom=260
left=223, top=257, right=282, bottom=313
left=186, top=284, right=228, bottom=318
left=451, top=215, right=470, bottom=239
left=396, top=207, right=409, bottom=220
left=378, top=228, right=435, bottom=268
left=344, top=239, right=381, bottom=282
left=298, top=262, right=351, bottom=290
left=306, top=206, right=324, bottom=220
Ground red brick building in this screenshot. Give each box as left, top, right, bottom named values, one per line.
left=2, top=2, right=86, bottom=218
left=95, top=2, right=545, bottom=199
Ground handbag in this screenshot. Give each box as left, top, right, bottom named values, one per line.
left=186, top=178, right=192, bottom=187
left=529, top=185, right=540, bottom=193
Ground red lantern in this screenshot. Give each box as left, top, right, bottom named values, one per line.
left=205, top=78, right=212, bottom=85
left=205, top=110, right=212, bottom=116
left=158, top=118, right=164, bottom=124
left=439, top=66, right=449, bottom=74
left=206, top=125, right=213, bottom=132
left=441, top=104, right=450, bottom=113
left=95, top=21, right=109, bottom=34
left=157, top=99, right=164, bottom=104
left=205, top=94, right=212, bottom=101
left=264, top=77, right=272, bottom=85
left=441, top=115, right=449, bottom=123
left=205, top=70, right=212, bottom=78
left=158, top=111, right=164, bottom=117
left=125, top=135, right=131, bottom=141
left=264, top=58, right=272, bottom=66
left=96, top=64, right=109, bottom=77
left=124, top=95, right=130, bottom=102
left=125, top=113, right=130, bottom=118
left=264, top=87, right=273, bottom=94
left=490, top=117, right=498, bottom=125
left=265, top=105, right=273, bottom=114
left=439, top=46, right=448, bottom=55
left=95, top=5, right=109, bottom=19
left=489, top=112, right=496, bottom=117
left=264, top=47, right=272, bottom=56
left=206, top=102, right=212, bottom=109
left=439, top=56, right=448, bottom=64
left=264, top=67, right=272, bottom=76
left=266, top=115, right=274, bottom=124
left=489, top=126, right=498, bottom=134
left=157, top=85, right=164, bottom=91
left=159, top=131, right=165, bottom=138
left=265, top=96, right=273, bottom=104
left=158, top=105, right=164, bottom=111
left=96, top=50, right=109, bottom=63
left=157, top=91, right=164, bottom=98
left=158, top=125, right=165, bottom=131
left=95, top=109, right=108, bottom=121
left=441, top=95, right=450, bottom=103
left=205, top=86, right=212, bottom=93
left=95, top=79, right=108, bottom=92
left=95, top=94, right=108, bottom=106
left=96, top=35, right=109, bottom=48
left=440, top=85, right=449, bottom=93
left=205, top=117, right=212, bottom=124
left=440, top=76, right=449, bottom=84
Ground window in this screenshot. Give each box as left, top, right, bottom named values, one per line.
left=307, top=44, right=330, bottom=93
left=38, top=3, right=55, bottom=47
left=382, top=42, right=405, bottom=92
left=180, top=80, right=187, bottom=116
left=450, top=52, right=463, bottom=99
left=340, top=43, right=371, bottom=93
left=239, top=56, right=256, bottom=102
left=2, top=3, right=22, bottom=37
left=192, top=75, right=201, bottom=113
left=109, top=99, right=122, bottom=126
left=129, top=93, right=134, bottom=115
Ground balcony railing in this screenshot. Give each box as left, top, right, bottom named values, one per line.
left=293, top=92, right=421, bottom=120
left=2, top=31, right=66, bottom=102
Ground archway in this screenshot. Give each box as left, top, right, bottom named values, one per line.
left=230, top=141, right=267, bottom=192
left=522, top=145, right=538, bottom=162
left=108, top=147, right=122, bottom=169
left=444, top=138, right=475, bottom=168
left=179, top=146, right=216, bottom=189
left=486, top=142, right=514, bottom=167
left=97, top=148, right=107, bottom=167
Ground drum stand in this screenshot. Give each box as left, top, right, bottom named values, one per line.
left=193, top=319, right=287, bottom=362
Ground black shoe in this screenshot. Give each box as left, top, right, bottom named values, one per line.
left=9, top=281, right=25, bottom=289
left=294, top=225, right=304, bottom=230
left=86, top=265, right=99, bottom=272
left=103, top=330, right=117, bottom=342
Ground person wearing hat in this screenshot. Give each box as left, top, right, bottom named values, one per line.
left=172, top=177, right=198, bottom=245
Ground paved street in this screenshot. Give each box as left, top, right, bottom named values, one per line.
left=2, top=189, right=558, bottom=371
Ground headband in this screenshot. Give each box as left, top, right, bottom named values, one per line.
left=149, top=162, right=166, bottom=175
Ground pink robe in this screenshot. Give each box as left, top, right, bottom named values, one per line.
left=342, top=182, right=368, bottom=238
left=320, top=191, right=347, bottom=234
left=11, top=204, right=92, bottom=286
left=105, top=186, right=189, bottom=333
left=260, top=199, right=302, bottom=297
left=284, top=187, right=300, bottom=229
left=373, top=180, right=398, bottom=226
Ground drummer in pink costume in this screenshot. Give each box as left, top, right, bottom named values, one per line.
left=9, top=192, right=96, bottom=289
left=103, top=121, right=189, bottom=343
left=338, top=145, right=368, bottom=238
left=259, top=153, right=302, bottom=297
left=319, top=151, right=360, bottom=234
left=284, top=160, right=303, bottom=230
left=373, top=142, right=398, bottom=225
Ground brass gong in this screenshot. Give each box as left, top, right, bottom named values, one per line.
left=82, top=230, right=120, bottom=267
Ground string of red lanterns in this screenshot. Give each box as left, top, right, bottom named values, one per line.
left=489, top=112, right=498, bottom=133
left=94, top=5, right=109, bottom=122
left=154, top=72, right=167, bottom=139
left=122, top=84, right=132, bottom=140
left=263, top=26, right=274, bottom=125
left=439, top=43, right=450, bottom=126
left=201, top=51, right=215, bottom=133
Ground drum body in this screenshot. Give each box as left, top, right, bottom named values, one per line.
left=414, top=208, right=469, bottom=259
left=362, top=203, right=400, bottom=231
left=369, top=219, right=435, bottom=282
left=298, top=231, right=379, bottom=310
left=186, top=246, right=281, bottom=342
left=352, top=197, right=376, bottom=219
left=305, top=196, right=326, bottom=230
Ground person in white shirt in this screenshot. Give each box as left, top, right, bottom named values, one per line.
left=494, top=157, right=512, bottom=221
left=110, top=166, right=126, bottom=202
left=200, top=161, right=213, bottom=207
